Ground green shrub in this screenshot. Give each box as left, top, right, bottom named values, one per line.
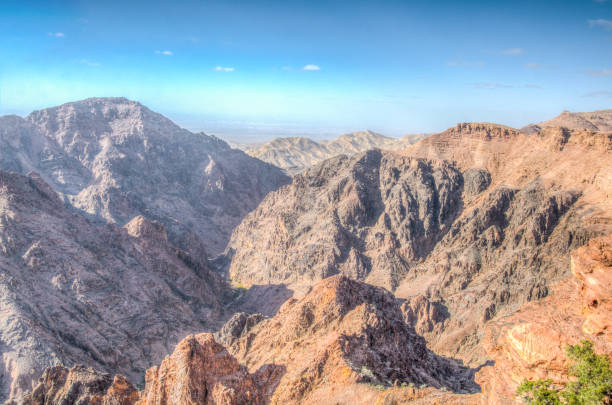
left=517, top=340, right=612, bottom=404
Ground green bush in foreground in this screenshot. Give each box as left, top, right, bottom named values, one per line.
left=518, top=340, right=612, bottom=404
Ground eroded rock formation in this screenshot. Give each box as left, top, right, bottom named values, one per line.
left=476, top=236, right=612, bottom=404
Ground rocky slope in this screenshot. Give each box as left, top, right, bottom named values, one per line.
left=226, top=122, right=612, bottom=364
left=476, top=235, right=612, bottom=404
left=18, top=275, right=478, bottom=405
left=522, top=109, right=612, bottom=134
left=242, top=130, right=427, bottom=174
left=0, top=170, right=230, bottom=402
left=0, top=98, right=290, bottom=256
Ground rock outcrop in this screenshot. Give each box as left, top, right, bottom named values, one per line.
left=0, top=170, right=229, bottom=402
left=476, top=236, right=612, bottom=404
left=1, top=98, right=290, bottom=256
left=220, top=275, right=477, bottom=404
left=137, top=333, right=279, bottom=405
left=17, top=365, right=138, bottom=405
left=241, top=130, right=428, bottom=174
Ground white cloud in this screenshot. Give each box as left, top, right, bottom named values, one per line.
left=47, top=32, right=65, bottom=38
left=79, top=59, right=101, bottom=67
left=588, top=19, right=612, bottom=30
left=472, top=82, right=514, bottom=89
left=500, top=48, right=525, bottom=55
left=524, top=84, right=542, bottom=89
left=525, top=62, right=542, bottom=69
left=155, top=50, right=173, bottom=56
left=281, top=66, right=293, bottom=71
left=213, top=66, right=235, bottom=72
left=586, top=68, right=612, bottom=76
left=446, top=60, right=484, bottom=67
left=301, top=64, right=321, bottom=71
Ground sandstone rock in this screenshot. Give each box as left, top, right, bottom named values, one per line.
left=137, top=333, right=278, bottom=405
left=475, top=236, right=612, bottom=404
left=0, top=170, right=229, bottom=402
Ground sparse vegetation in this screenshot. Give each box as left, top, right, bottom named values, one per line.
left=517, top=340, right=612, bottom=404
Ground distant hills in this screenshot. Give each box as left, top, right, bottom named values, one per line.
left=234, top=130, right=428, bottom=173
left=521, top=109, right=612, bottom=133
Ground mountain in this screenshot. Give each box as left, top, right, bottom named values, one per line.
left=226, top=122, right=612, bottom=364
left=521, top=109, right=612, bottom=134
left=241, top=130, right=428, bottom=174
left=0, top=98, right=290, bottom=256
left=0, top=170, right=230, bottom=402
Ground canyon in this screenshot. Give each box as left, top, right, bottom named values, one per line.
left=0, top=100, right=610, bottom=404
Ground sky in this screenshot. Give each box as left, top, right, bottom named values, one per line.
left=1, top=0, right=611, bottom=141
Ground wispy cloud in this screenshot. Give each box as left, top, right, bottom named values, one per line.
left=79, top=59, right=101, bottom=67
left=585, top=68, right=612, bottom=76
left=281, top=66, right=293, bottom=71
left=524, top=84, right=542, bottom=89
left=213, top=66, right=235, bottom=72
left=525, top=62, right=542, bottom=69
left=584, top=90, right=612, bottom=97
left=588, top=19, right=612, bottom=30
left=446, top=60, right=484, bottom=67
left=155, top=50, right=173, bottom=56
left=472, top=82, right=513, bottom=89
left=500, top=48, right=525, bottom=55
left=47, top=32, right=65, bottom=38
left=301, top=64, right=321, bottom=71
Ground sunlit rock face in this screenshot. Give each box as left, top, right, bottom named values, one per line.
left=476, top=236, right=612, bottom=404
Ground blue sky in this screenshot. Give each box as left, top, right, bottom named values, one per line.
left=1, top=0, right=611, bottom=140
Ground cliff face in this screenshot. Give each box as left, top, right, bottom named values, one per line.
left=0, top=170, right=229, bottom=402
left=226, top=123, right=612, bottom=364
left=476, top=236, right=612, bottom=404
left=1, top=98, right=290, bottom=256
left=227, top=150, right=464, bottom=289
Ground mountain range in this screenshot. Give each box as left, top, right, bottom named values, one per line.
left=0, top=99, right=610, bottom=404
left=234, top=130, right=428, bottom=174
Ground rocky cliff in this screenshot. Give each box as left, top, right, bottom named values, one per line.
left=0, top=170, right=230, bottom=402
left=1, top=98, right=290, bottom=256
left=476, top=236, right=612, bottom=404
